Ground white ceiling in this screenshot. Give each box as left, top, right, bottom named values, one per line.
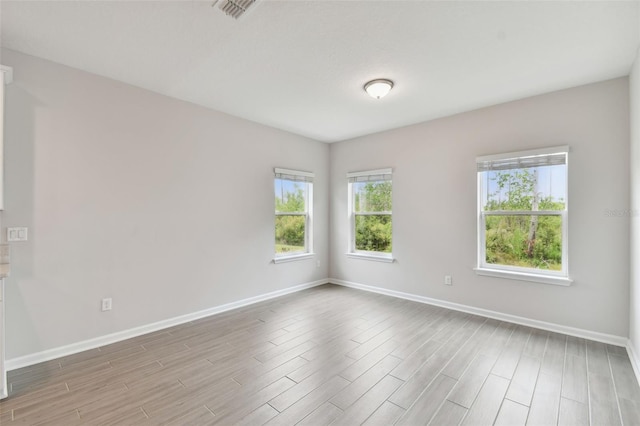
left=1, top=1, right=639, bottom=142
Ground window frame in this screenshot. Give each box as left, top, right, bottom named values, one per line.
left=347, top=168, right=394, bottom=263
left=475, top=146, right=572, bottom=286
left=273, top=168, right=314, bottom=263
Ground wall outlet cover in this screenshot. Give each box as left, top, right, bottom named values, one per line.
left=7, top=227, right=28, bottom=242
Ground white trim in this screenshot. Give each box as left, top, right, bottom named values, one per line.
left=330, top=278, right=626, bottom=347
left=476, top=145, right=570, bottom=163
left=0, top=279, right=5, bottom=400
left=477, top=146, right=570, bottom=281
left=355, top=211, right=392, bottom=216
left=307, top=182, right=314, bottom=255
left=346, top=168, right=392, bottom=179
left=0, top=66, right=12, bottom=85
left=483, top=210, right=564, bottom=217
left=348, top=179, right=354, bottom=252
left=346, top=253, right=395, bottom=263
left=6, top=278, right=329, bottom=371
left=274, top=167, right=314, bottom=178
left=273, top=253, right=315, bottom=263
left=274, top=175, right=313, bottom=256
left=626, top=340, right=640, bottom=387
left=347, top=168, right=393, bottom=256
left=474, top=267, right=572, bottom=286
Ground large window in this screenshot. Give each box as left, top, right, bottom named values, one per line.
left=476, top=146, right=570, bottom=285
left=347, top=168, right=393, bottom=261
left=274, top=168, right=313, bottom=261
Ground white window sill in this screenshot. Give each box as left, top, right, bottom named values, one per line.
left=346, top=253, right=395, bottom=263
left=273, top=253, right=314, bottom=264
left=474, top=267, right=572, bottom=286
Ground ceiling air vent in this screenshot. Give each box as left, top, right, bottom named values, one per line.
left=215, top=0, right=257, bottom=19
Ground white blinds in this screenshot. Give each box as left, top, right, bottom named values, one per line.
left=477, top=147, right=568, bottom=172
left=274, top=168, right=314, bottom=183
left=347, top=168, right=392, bottom=183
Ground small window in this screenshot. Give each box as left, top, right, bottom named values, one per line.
left=274, top=168, right=313, bottom=260
left=347, top=169, right=393, bottom=261
left=476, top=146, right=570, bottom=284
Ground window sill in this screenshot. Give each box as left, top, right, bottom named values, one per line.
left=346, top=253, right=395, bottom=263
left=474, top=267, right=572, bottom=286
left=273, top=253, right=314, bottom=264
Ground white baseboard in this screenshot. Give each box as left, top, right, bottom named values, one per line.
left=6, top=279, right=329, bottom=371
left=7, top=277, right=631, bottom=372
left=627, top=340, right=640, bottom=385
left=331, top=278, right=628, bottom=347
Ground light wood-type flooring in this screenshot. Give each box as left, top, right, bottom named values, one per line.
left=1, top=284, right=639, bottom=425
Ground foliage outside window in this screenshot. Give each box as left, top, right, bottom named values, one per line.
left=275, top=168, right=313, bottom=259
left=347, top=169, right=393, bottom=260
left=477, top=147, right=569, bottom=282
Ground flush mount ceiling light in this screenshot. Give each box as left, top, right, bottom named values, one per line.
left=364, top=79, right=394, bottom=99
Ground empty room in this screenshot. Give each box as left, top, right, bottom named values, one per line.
left=1, top=0, right=640, bottom=425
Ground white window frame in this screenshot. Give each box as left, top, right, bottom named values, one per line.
left=347, top=168, right=394, bottom=263
left=273, top=168, right=314, bottom=263
left=475, top=146, right=572, bottom=286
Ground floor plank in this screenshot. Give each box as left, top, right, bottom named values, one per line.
left=362, top=401, right=405, bottom=426
left=505, top=354, right=541, bottom=406
left=428, top=400, right=468, bottom=426
left=330, top=354, right=401, bottom=410
left=562, top=354, right=588, bottom=404
left=588, top=373, right=622, bottom=425
left=494, top=398, right=529, bottom=426
left=492, top=326, right=532, bottom=380
left=527, top=372, right=562, bottom=425
left=265, top=375, right=350, bottom=425
left=558, top=397, right=589, bottom=425
left=396, top=374, right=457, bottom=425
left=331, top=374, right=403, bottom=425
left=297, top=402, right=343, bottom=426
left=460, top=374, right=510, bottom=425
left=447, top=353, right=497, bottom=408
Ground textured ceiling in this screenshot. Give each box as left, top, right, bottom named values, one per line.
left=1, top=1, right=639, bottom=142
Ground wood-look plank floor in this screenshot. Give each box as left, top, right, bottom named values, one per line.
left=2, top=284, right=639, bottom=425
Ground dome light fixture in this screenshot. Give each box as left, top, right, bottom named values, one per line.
left=364, top=78, right=394, bottom=99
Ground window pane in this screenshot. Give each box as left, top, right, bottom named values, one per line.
left=481, top=165, right=566, bottom=211
left=275, top=215, right=305, bottom=254
left=355, top=214, right=392, bottom=253
left=353, top=181, right=392, bottom=212
left=485, top=214, right=562, bottom=270
left=275, top=179, right=307, bottom=213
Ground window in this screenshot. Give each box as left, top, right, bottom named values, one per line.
left=274, top=168, right=313, bottom=262
left=476, top=146, right=570, bottom=285
left=347, top=168, right=393, bottom=262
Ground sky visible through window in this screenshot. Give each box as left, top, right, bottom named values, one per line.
left=481, top=165, right=567, bottom=209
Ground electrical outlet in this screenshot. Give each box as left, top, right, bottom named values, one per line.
left=444, top=275, right=452, bottom=286
left=316, top=260, right=321, bottom=268
left=101, top=298, right=112, bottom=312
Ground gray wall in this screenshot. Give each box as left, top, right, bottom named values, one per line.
left=330, top=78, right=630, bottom=337
left=2, top=49, right=330, bottom=359
left=2, top=46, right=634, bottom=361
left=630, top=48, right=640, bottom=356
